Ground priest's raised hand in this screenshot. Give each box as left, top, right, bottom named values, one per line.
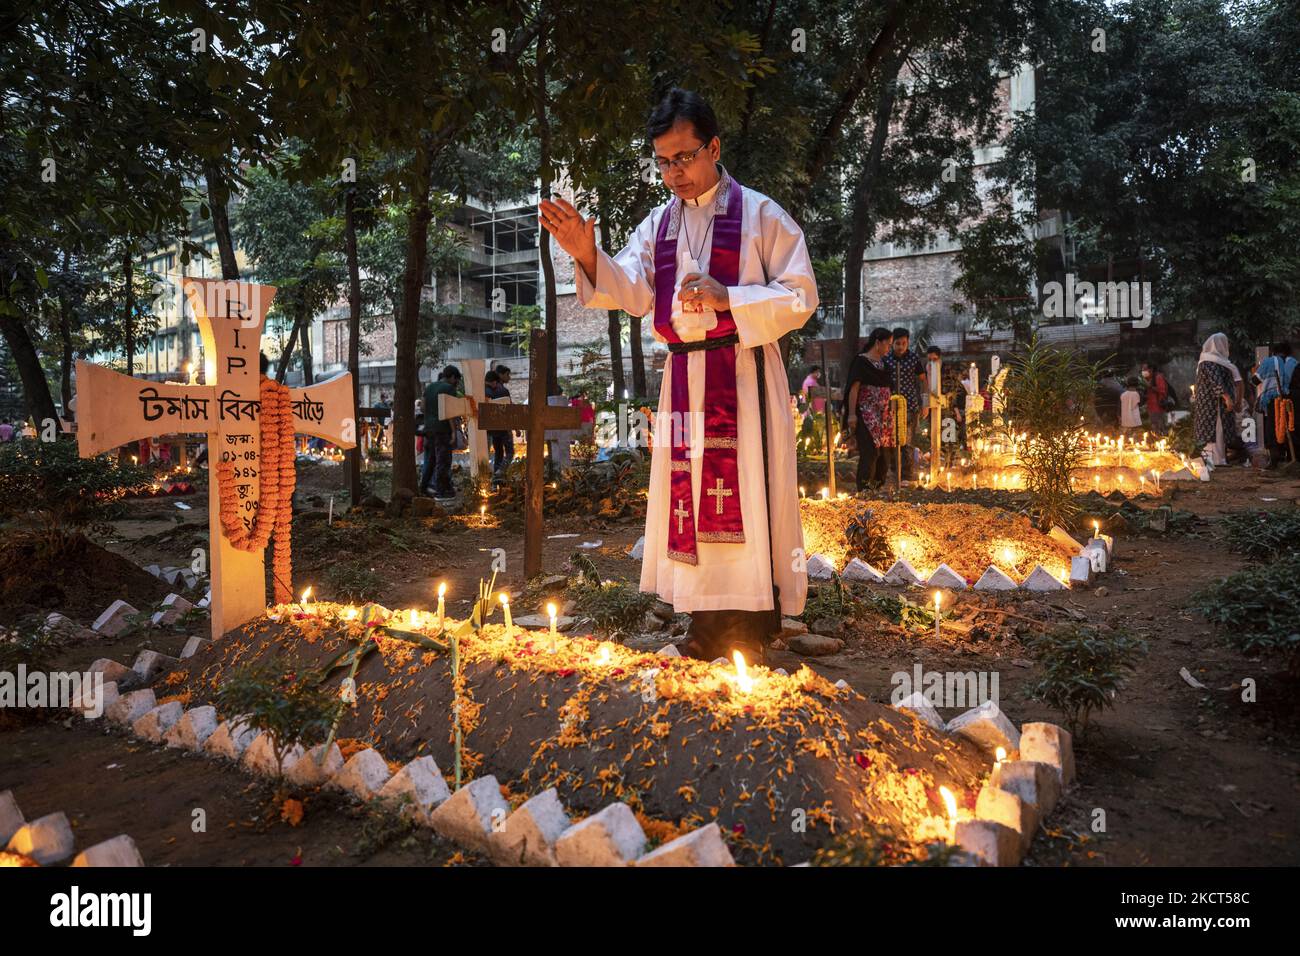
left=538, top=196, right=598, bottom=286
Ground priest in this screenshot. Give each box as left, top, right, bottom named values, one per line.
left=539, top=87, right=819, bottom=662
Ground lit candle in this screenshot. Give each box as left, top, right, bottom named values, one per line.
left=597, top=645, right=611, bottom=666
left=436, top=582, right=446, bottom=630
left=733, top=650, right=753, bottom=693
left=933, top=591, right=942, bottom=639
left=945, top=471, right=952, bottom=492
left=939, top=785, right=958, bottom=841
left=300, top=586, right=313, bottom=614
left=499, top=592, right=513, bottom=633
left=820, top=486, right=829, bottom=500
left=480, top=503, right=487, bottom=524
left=547, top=601, right=558, bottom=653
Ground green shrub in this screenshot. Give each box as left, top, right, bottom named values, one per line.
left=0, top=437, right=151, bottom=545
left=564, top=576, right=656, bottom=637
left=811, top=824, right=957, bottom=867
left=215, top=660, right=343, bottom=777
left=999, top=338, right=1100, bottom=530
left=1189, top=556, right=1300, bottom=671
left=1026, top=624, right=1146, bottom=736
left=1218, top=509, right=1300, bottom=561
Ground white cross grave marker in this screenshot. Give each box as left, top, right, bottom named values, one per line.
left=74, top=278, right=357, bottom=641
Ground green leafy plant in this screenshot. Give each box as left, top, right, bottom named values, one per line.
left=0, top=438, right=151, bottom=550
left=811, top=824, right=957, bottom=867
left=1190, top=556, right=1300, bottom=673
left=1000, top=338, right=1101, bottom=530
left=1218, top=509, right=1300, bottom=562
left=216, top=660, right=344, bottom=778
left=1025, top=624, right=1146, bottom=736
left=564, top=574, right=656, bottom=637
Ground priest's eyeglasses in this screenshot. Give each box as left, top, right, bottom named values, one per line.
left=654, top=143, right=709, bottom=174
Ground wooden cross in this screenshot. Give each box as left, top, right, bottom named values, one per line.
left=812, top=340, right=842, bottom=496
left=476, top=329, right=582, bottom=579
left=74, top=278, right=356, bottom=641
left=706, top=477, right=733, bottom=515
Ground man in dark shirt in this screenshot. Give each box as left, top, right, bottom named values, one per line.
left=484, top=369, right=514, bottom=483
left=421, top=365, right=462, bottom=498
left=882, top=328, right=927, bottom=482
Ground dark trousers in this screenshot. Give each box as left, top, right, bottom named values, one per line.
left=490, top=431, right=514, bottom=477
left=420, top=432, right=454, bottom=496
left=856, top=422, right=888, bottom=491
left=679, top=608, right=779, bottom=665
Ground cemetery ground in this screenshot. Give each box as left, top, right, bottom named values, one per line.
left=2, top=456, right=1299, bottom=866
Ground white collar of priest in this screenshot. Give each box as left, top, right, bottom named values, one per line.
left=684, top=164, right=727, bottom=207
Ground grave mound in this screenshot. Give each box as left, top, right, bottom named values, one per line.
left=172, top=604, right=992, bottom=863
left=802, top=498, right=1075, bottom=584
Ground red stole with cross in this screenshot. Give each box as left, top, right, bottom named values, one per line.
left=653, top=173, right=745, bottom=565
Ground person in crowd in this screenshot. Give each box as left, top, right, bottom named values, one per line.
left=1194, top=333, right=1245, bottom=465
left=882, top=328, right=927, bottom=482
left=484, top=369, right=513, bottom=481
left=801, top=365, right=825, bottom=419
left=1255, top=341, right=1296, bottom=467
left=0, top=420, right=13, bottom=442
left=1141, top=360, right=1171, bottom=433
left=421, top=365, right=462, bottom=498
left=493, top=365, right=516, bottom=471
left=1120, top=376, right=1143, bottom=432
left=845, top=327, right=895, bottom=492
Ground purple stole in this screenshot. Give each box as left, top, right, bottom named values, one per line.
left=653, top=173, right=745, bottom=565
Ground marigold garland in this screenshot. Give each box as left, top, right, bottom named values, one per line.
left=216, top=375, right=297, bottom=605
left=1274, top=397, right=1294, bottom=444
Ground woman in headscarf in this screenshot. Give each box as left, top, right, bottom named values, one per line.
left=1194, top=333, right=1243, bottom=465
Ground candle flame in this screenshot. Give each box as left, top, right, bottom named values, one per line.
left=732, top=650, right=753, bottom=693
left=499, top=592, right=509, bottom=606
left=546, top=602, right=557, bottom=618
left=597, top=645, right=610, bottom=666
left=301, top=586, right=312, bottom=603
left=995, top=746, right=1006, bottom=765
left=939, top=785, right=958, bottom=827
left=437, top=581, right=447, bottom=598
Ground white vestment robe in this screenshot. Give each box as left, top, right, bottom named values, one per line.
left=576, top=167, right=818, bottom=615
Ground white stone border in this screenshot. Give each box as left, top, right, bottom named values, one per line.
left=809, top=524, right=1116, bottom=594
left=60, top=604, right=1075, bottom=868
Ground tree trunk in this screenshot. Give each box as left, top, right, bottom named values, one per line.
left=122, top=245, right=135, bottom=377
left=391, top=141, right=435, bottom=496
left=840, top=54, right=905, bottom=385
left=0, top=314, right=58, bottom=427
left=300, top=310, right=314, bottom=386
left=58, top=249, right=73, bottom=412
left=598, top=211, right=624, bottom=398
left=533, top=35, right=559, bottom=397
left=275, top=306, right=303, bottom=384
left=205, top=161, right=240, bottom=281
left=629, top=313, right=647, bottom=397
left=345, top=186, right=364, bottom=505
